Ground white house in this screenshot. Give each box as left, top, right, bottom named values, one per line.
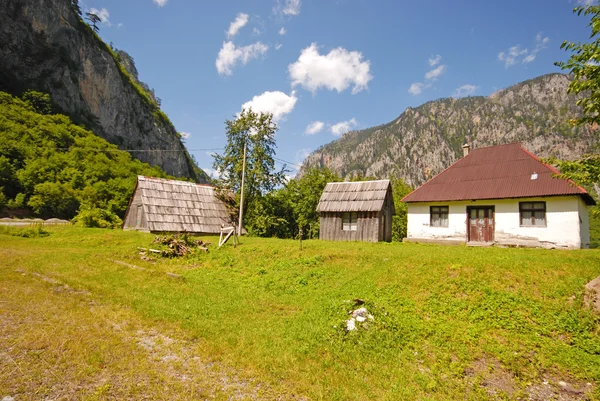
left=402, top=143, right=595, bottom=249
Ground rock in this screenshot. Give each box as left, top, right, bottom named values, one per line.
left=584, top=276, right=600, bottom=313
left=346, top=318, right=356, bottom=331
left=352, top=307, right=369, bottom=318
left=356, top=315, right=366, bottom=323
left=300, top=74, right=599, bottom=187
left=2, top=396, right=15, bottom=401
left=0, top=0, right=203, bottom=181
left=558, top=381, right=567, bottom=387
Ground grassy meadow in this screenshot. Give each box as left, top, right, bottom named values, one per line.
left=1, top=226, right=600, bottom=400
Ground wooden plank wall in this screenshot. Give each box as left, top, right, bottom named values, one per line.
left=318, top=189, right=394, bottom=242
left=319, top=212, right=380, bottom=242
left=123, top=190, right=144, bottom=229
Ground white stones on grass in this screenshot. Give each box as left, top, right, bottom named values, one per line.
left=345, top=306, right=374, bottom=331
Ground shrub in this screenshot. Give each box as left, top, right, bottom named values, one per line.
left=72, top=206, right=123, bottom=229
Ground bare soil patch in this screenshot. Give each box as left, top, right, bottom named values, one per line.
left=0, top=269, right=303, bottom=400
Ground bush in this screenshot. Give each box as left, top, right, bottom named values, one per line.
left=73, top=206, right=123, bottom=228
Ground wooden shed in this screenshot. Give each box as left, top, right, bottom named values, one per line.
left=123, top=176, right=233, bottom=234
left=317, top=180, right=395, bottom=242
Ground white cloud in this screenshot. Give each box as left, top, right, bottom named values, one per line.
left=305, top=121, right=324, bottom=135
left=498, top=33, right=549, bottom=68
left=117, top=23, right=123, bottom=28
left=576, top=0, right=596, bottom=5
left=288, top=43, right=373, bottom=94
left=203, top=168, right=222, bottom=179
left=227, top=13, right=249, bottom=38
left=428, top=54, right=442, bottom=67
left=534, top=32, right=550, bottom=53
left=498, top=46, right=527, bottom=67
left=408, top=82, right=425, bottom=95
left=453, top=84, right=478, bottom=98
left=330, top=118, right=358, bottom=136
left=241, top=90, right=298, bottom=122
left=279, top=27, right=287, bottom=35
left=89, top=8, right=111, bottom=26
left=153, top=0, right=168, bottom=7
left=180, top=132, right=191, bottom=139
left=408, top=56, right=446, bottom=96
left=275, top=0, right=301, bottom=16
left=275, top=43, right=283, bottom=50
left=216, top=41, right=269, bottom=76
left=424, top=64, right=445, bottom=81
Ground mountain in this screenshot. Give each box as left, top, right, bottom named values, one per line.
left=0, top=0, right=207, bottom=182
left=301, top=73, right=600, bottom=188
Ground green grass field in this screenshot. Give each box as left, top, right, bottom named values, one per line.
left=1, top=227, right=600, bottom=400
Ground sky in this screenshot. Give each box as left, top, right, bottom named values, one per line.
left=83, top=0, right=596, bottom=179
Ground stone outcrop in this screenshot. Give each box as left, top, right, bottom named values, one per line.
left=0, top=0, right=202, bottom=180
left=301, top=74, right=600, bottom=188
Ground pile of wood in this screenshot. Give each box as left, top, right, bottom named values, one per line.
left=138, top=234, right=209, bottom=258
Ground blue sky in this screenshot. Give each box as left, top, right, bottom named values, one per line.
left=84, top=0, right=594, bottom=178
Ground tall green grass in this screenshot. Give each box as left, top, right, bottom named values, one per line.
left=2, top=227, right=599, bottom=400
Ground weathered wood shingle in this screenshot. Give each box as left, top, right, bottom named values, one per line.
left=317, top=180, right=394, bottom=213
left=123, top=176, right=232, bottom=233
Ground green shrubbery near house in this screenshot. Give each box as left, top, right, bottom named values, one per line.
left=0, top=90, right=169, bottom=225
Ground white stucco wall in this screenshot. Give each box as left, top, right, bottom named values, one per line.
left=406, top=196, right=588, bottom=249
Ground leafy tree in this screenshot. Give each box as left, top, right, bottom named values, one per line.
left=554, top=4, right=600, bottom=215
left=0, top=187, right=6, bottom=211
left=85, top=12, right=101, bottom=33
left=22, top=90, right=53, bottom=114
left=212, top=109, right=287, bottom=233
left=284, top=167, right=342, bottom=239
left=0, top=90, right=168, bottom=224
left=555, top=4, right=600, bottom=126
left=390, top=175, right=412, bottom=241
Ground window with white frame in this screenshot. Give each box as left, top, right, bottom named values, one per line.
left=342, top=212, right=358, bottom=231
left=430, top=206, right=449, bottom=227
left=520, top=202, right=546, bottom=227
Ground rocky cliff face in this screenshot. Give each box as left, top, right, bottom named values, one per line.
left=0, top=0, right=202, bottom=181
left=302, top=74, right=600, bottom=187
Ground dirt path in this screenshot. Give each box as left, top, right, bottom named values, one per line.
left=0, top=268, right=303, bottom=400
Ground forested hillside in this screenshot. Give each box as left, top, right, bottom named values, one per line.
left=0, top=91, right=170, bottom=226
left=302, top=74, right=600, bottom=187
left=0, top=0, right=206, bottom=181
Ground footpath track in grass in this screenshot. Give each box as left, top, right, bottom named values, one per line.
left=1, top=226, right=600, bottom=400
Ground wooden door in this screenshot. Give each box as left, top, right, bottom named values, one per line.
left=467, top=206, right=494, bottom=242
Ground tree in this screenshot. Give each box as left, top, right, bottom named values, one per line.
left=555, top=4, right=600, bottom=126
left=71, top=0, right=82, bottom=16
left=284, top=167, right=341, bottom=239
left=212, top=109, right=287, bottom=233
left=554, top=4, right=600, bottom=214
left=390, top=175, right=412, bottom=241
left=85, top=12, right=101, bottom=33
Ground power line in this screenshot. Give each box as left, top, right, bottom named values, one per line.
left=47, top=147, right=225, bottom=153
left=273, top=156, right=303, bottom=169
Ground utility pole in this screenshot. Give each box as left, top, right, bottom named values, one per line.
left=237, top=139, right=247, bottom=237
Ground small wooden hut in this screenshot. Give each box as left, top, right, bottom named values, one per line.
left=123, top=176, right=233, bottom=234
left=317, top=180, right=394, bottom=242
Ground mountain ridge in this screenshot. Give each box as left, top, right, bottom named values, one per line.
left=301, top=73, right=599, bottom=188
left=0, top=0, right=207, bottom=182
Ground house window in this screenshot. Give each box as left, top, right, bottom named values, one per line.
left=520, top=202, right=546, bottom=227
left=430, top=206, right=449, bottom=227
left=342, top=212, right=358, bottom=231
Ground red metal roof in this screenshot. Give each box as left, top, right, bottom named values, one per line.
left=402, top=143, right=596, bottom=205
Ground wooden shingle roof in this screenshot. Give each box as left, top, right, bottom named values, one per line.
left=136, top=176, right=233, bottom=233
left=402, top=143, right=595, bottom=205
left=317, top=180, right=393, bottom=212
